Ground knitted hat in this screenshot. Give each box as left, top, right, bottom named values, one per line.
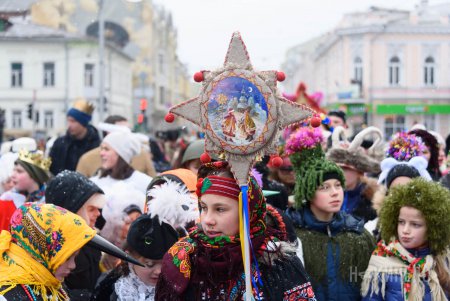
left=46, top=170, right=105, bottom=213
left=385, top=165, right=420, bottom=188
left=327, top=126, right=384, bottom=173
left=67, top=98, right=94, bottom=127
left=11, top=137, right=37, bottom=153
left=379, top=178, right=450, bottom=254
left=286, top=127, right=345, bottom=207
left=103, top=131, right=141, bottom=164
left=126, top=214, right=179, bottom=260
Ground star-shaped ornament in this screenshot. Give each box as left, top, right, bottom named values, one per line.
left=167, top=32, right=314, bottom=186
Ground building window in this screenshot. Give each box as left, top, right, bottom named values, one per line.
left=11, top=62, right=22, bottom=87
left=384, top=115, right=405, bottom=140
left=388, top=56, right=400, bottom=86
left=44, top=110, right=54, bottom=129
left=43, top=62, right=55, bottom=87
left=12, top=110, right=22, bottom=128
left=424, top=56, right=435, bottom=86
left=423, top=114, right=435, bottom=131
left=159, top=86, right=165, bottom=105
left=353, top=57, right=363, bottom=83
left=158, top=54, right=164, bottom=74
left=84, top=63, right=94, bottom=87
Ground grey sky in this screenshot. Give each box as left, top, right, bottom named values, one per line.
left=152, top=0, right=446, bottom=74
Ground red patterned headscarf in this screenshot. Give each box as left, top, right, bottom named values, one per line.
left=156, top=161, right=271, bottom=299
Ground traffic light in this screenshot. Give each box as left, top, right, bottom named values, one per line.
left=140, top=98, right=148, bottom=111
left=137, top=113, right=144, bottom=124
left=27, top=103, right=33, bottom=120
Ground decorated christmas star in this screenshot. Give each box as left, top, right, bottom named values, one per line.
left=166, top=31, right=314, bottom=186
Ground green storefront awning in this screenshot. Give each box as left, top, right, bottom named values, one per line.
left=376, top=104, right=450, bottom=115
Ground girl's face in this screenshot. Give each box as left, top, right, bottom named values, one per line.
left=100, top=142, right=119, bottom=170
left=11, top=164, right=38, bottom=192
left=397, top=206, right=427, bottom=250
left=438, top=145, right=446, bottom=167
left=422, top=146, right=431, bottom=162
left=54, top=250, right=79, bottom=281
left=200, top=194, right=239, bottom=237
left=310, top=179, right=344, bottom=222
left=133, top=258, right=163, bottom=286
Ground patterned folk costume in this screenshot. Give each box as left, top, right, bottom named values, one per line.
left=361, top=179, right=450, bottom=301
left=285, top=127, right=376, bottom=301
left=156, top=162, right=317, bottom=300
left=161, top=31, right=315, bottom=300
left=0, top=203, right=96, bottom=301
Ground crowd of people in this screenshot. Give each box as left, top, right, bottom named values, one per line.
left=0, top=97, right=449, bottom=301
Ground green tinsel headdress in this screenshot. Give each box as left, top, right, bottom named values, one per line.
left=285, top=127, right=345, bottom=208
left=380, top=178, right=450, bottom=255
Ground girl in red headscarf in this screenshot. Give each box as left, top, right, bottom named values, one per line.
left=155, top=161, right=316, bottom=300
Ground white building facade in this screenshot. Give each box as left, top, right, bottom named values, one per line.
left=282, top=2, right=450, bottom=140
left=0, top=16, right=133, bottom=138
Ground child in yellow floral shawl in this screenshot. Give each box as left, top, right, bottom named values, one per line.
left=0, top=203, right=96, bottom=301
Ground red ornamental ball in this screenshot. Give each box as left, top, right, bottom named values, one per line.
left=276, top=71, right=286, bottom=82
left=310, top=117, right=321, bottom=128
left=200, top=152, right=211, bottom=163
left=193, top=72, right=204, bottom=82
left=164, top=113, right=175, bottom=123
left=271, top=156, right=283, bottom=168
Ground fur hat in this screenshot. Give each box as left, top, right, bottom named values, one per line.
left=286, top=127, right=345, bottom=207
left=379, top=178, right=450, bottom=254
left=327, top=126, right=384, bottom=173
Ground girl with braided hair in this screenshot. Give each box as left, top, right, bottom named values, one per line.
left=285, top=127, right=375, bottom=301
left=155, top=161, right=316, bottom=300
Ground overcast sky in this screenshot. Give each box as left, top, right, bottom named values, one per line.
left=151, top=0, right=447, bottom=74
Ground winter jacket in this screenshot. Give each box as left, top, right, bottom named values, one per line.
left=76, top=147, right=156, bottom=178
left=343, top=177, right=378, bottom=223
left=286, top=207, right=376, bottom=301
left=361, top=248, right=435, bottom=301
left=49, top=125, right=100, bottom=176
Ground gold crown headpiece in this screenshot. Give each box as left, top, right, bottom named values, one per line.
left=72, top=98, right=95, bottom=115
left=18, top=150, right=52, bottom=172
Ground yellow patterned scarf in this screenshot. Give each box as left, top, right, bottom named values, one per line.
left=0, top=203, right=96, bottom=300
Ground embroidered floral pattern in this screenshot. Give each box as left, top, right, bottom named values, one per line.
left=372, top=240, right=427, bottom=300
left=169, top=239, right=196, bottom=279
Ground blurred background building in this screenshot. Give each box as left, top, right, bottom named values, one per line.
left=0, top=0, right=193, bottom=139
left=282, top=0, right=450, bottom=139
